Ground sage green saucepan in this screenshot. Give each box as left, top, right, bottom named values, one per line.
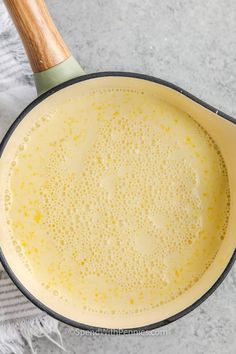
left=0, top=0, right=235, bottom=333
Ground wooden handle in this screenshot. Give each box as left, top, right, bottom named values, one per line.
left=3, top=0, right=71, bottom=73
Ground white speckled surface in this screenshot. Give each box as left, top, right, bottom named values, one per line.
left=12, top=0, right=236, bottom=352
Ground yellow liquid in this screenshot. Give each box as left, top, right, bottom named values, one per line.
left=2, top=88, right=229, bottom=318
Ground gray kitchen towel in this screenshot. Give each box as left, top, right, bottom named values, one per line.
left=0, top=3, right=64, bottom=353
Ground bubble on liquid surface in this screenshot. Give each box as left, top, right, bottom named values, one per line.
left=3, top=88, right=230, bottom=316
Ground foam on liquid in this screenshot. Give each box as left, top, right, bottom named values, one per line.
left=2, top=88, right=230, bottom=317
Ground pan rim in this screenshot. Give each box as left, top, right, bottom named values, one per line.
left=0, top=71, right=235, bottom=334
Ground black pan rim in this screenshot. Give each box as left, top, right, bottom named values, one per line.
left=0, top=71, right=235, bottom=334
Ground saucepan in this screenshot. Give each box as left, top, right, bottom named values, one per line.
left=0, top=0, right=235, bottom=333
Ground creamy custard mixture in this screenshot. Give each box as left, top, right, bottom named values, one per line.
left=1, top=88, right=230, bottom=317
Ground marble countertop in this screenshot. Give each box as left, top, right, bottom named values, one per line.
left=30, top=0, right=236, bottom=353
